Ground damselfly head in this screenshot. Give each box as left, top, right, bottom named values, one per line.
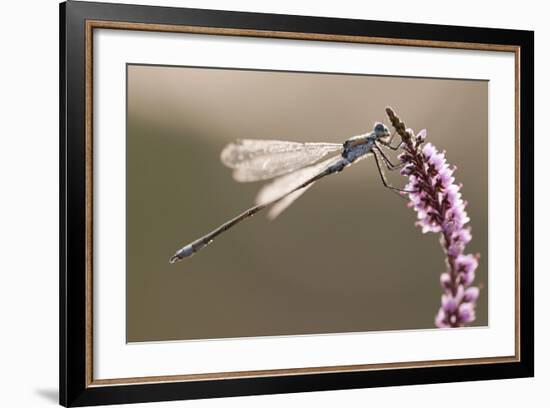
left=373, top=122, right=391, bottom=140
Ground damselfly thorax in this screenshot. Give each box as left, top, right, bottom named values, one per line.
left=169, top=122, right=409, bottom=263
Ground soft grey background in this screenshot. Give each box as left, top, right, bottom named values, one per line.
left=126, top=64, right=488, bottom=342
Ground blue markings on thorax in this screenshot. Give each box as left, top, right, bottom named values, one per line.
left=327, top=133, right=375, bottom=174
left=342, top=134, right=375, bottom=162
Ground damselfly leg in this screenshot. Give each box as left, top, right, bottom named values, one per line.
left=372, top=147, right=416, bottom=197
left=375, top=143, right=405, bottom=170
left=378, top=137, right=404, bottom=151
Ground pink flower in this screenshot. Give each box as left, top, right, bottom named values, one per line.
left=458, top=302, right=476, bottom=323
left=394, top=125, right=481, bottom=328
left=463, top=287, right=480, bottom=303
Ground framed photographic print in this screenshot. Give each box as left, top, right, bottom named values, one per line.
left=59, top=1, right=534, bottom=406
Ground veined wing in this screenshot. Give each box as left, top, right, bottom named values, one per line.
left=265, top=187, right=314, bottom=220
left=255, top=156, right=342, bottom=220
left=220, top=139, right=342, bottom=182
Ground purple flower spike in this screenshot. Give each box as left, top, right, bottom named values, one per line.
left=440, top=273, right=451, bottom=289
left=441, top=294, right=458, bottom=313
left=463, top=287, right=480, bottom=303
left=458, top=302, right=476, bottom=323
left=385, top=108, right=481, bottom=328
left=416, top=129, right=427, bottom=143
left=456, top=254, right=478, bottom=275
left=435, top=308, right=449, bottom=328
left=422, top=142, right=436, bottom=159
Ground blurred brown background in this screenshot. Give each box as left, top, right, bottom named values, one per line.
left=126, top=64, right=488, bottom=342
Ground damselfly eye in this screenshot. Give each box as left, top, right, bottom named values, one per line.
left=374, top=123, right=389, bottom=138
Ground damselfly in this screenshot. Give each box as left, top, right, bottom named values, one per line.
left=169, top=122, right=407, bottom=263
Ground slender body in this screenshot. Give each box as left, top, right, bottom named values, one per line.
left=169, top=122, right=403, bottom=263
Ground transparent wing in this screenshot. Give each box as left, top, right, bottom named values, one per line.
left=220, top=139, right=342, bottom=182
left=255, top=156, right=342, bottom=220
left=266, top=185, right=314, bottom=220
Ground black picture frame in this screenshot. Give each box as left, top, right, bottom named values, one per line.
left=60, top=1, right=534, bottom=406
